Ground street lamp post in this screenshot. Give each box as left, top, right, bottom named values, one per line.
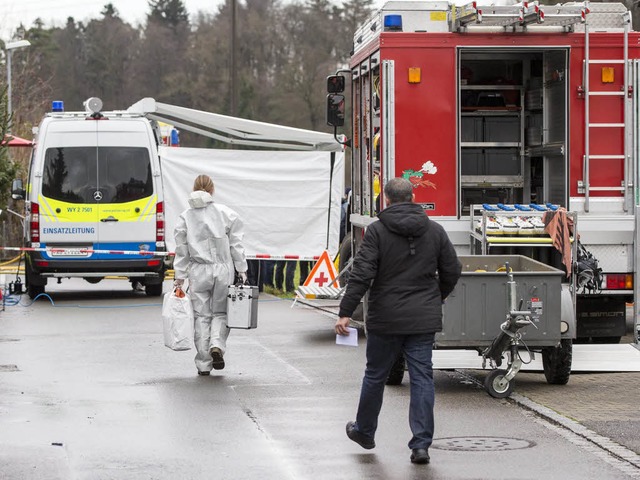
left=5, top=39, right=31, bottom=123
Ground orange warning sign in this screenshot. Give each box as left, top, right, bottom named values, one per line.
left=303, top=251, right=340, bottom=288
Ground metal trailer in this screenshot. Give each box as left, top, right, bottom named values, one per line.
left=439, top=255, right=573, bottom=397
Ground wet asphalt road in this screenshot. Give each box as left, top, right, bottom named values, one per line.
left=0, top=279, right=638, bottom=479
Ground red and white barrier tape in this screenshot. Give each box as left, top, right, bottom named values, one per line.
left=0, top=246, right=321, bottom=261
left=0, top=246, right=171, bottom=257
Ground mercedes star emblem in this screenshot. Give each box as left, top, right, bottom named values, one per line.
left=93, top=191, right=103, bottom=201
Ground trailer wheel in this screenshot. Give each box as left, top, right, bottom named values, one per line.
left=386, top=354, right=405, bottom=385
left=542, top=339, right=572, bottom=385
left=484, top=369, right=513, bottom=398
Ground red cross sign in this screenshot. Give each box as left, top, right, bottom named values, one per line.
left=303, top=250, right=339, bottom=288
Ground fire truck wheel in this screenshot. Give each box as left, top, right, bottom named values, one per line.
left=484, top=369, right=513, bottom=398
left=542, top=339, right=572, bottom=385
left=386, top=354, right=405, bottom=385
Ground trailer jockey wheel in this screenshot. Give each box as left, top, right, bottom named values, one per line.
left=484, top=369, right=514, bottom=398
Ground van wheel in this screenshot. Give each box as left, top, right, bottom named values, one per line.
left=145, top=283, right=163, bottom=297
left=26, top=266, right=46, bottom=299
left=28, top=283, right=45, bottom=299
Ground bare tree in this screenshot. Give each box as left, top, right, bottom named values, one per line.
left=83, top=10, right=140, bottom=108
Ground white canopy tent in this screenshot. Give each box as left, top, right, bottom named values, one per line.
left=160, top=148, right=344, bottom=259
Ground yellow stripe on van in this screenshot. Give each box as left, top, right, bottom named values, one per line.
left=38, top=195, right=156, bottom=223
left=139, top=195, right=156, bottom=219
left=38, top=196, right=60, bottom=222
left=99, top=195, right=157, bottom=222
left=40, top=196, right=95, bottom=222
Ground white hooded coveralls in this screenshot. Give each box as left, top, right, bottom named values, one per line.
left=173, top=190, right=248, bottom=372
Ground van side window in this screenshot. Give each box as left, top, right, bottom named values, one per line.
left=42, top=147, right=153, bottom=204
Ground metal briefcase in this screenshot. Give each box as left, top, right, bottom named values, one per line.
left=227, top=284, right=259, bottom=329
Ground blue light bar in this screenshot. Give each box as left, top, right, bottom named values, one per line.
left=384, top=14, right=403, bottom=32
left=52, top=101, right=64, bottom=112
left=171, top=128, right=180, bottom=146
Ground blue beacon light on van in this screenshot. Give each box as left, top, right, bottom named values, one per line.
left=52, top=101, right=64, bottom=112
left=384, top=14, right=403, bottom=31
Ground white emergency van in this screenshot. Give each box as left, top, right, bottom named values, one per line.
left=12, top=98, right=167, bottom=298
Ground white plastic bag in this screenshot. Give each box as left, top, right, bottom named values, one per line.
left=162, top=287, right=194, bottom=351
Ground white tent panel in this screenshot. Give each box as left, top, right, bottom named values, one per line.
left=161, top=147, right=344, bottom=260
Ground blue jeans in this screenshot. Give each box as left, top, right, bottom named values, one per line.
left=355, top=332, right=436, bottom=450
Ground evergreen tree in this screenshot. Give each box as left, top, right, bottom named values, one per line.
left=101, top=3, right=119, bottom=18
left=148, top=0, right=190, bottom=29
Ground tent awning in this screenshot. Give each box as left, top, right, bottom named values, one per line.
left=127, top=98, right=343, bottom=152
left=1, top=134, right=34, bottom=147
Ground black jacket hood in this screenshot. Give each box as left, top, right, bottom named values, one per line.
left=377, top=202, right=430, bottom=238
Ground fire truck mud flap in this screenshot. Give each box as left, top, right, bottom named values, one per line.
left=576, top=295, right=627, bottom=343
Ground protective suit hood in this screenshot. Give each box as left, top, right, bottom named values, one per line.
left=188, top=190, right=214, bottom=209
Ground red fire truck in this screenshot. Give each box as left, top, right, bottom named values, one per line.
left=329, top=1, right=639, bottom=345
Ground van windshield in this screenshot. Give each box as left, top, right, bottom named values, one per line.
left=42, top=147, right=153, bottom=204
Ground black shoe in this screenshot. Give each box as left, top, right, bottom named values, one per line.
left=197, top=370, right=210, bottom=376
left=209, top=347, right=225, bottom=370
left=410, top=448, right=430, bottom=464
left=346, top=421, right=375, bottom=450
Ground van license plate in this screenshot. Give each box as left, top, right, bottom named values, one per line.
left=49, top=249, right=91, bottom=257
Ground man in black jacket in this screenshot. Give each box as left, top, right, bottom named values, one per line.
left=335, top=177, right=462, bottom=465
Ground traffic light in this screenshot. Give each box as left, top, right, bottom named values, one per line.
left=326, top=94, right=345, bottom=127
left=327, top=75, right=345, bottom=94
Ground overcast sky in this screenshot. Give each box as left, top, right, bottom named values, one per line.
left=0, top=0, right=393, bottom=40
left=0, top=0, right=225, bottom=39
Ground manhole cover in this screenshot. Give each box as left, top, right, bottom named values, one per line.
left=0, top=365, right=19, bottom=372
left=432, top=436, right=535, bottom=452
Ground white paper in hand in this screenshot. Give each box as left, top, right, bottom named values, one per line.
left=336, top=327, right=358, bottom=347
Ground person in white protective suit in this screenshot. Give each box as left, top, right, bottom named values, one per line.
left=173, top=175, right=248, bottom=376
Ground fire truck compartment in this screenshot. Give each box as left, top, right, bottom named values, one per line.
left=459, top=49, right=568, bottom=214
